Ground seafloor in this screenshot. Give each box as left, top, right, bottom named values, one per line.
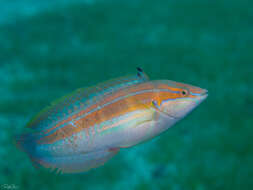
left=0, top=0, right=252, bottom=189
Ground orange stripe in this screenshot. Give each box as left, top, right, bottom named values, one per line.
left=37, top=82, right=188, bottom=144
left=42, top=83, right=154, bottom=134
left=37, top=86, right=185, bottom=144
left=37, top=91, right=155, bottom=144
left=43, top=82, right=183, bottom=135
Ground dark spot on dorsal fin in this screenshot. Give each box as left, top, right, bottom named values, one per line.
left=137, top=67, right=143, bottom=72
left=137, top=67, right=143, bottom=77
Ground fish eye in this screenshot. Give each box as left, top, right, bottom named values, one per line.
left=181, top=90, right=188, bottom=96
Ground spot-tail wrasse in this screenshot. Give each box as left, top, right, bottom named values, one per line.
left=15, top=68, right=208, bottom=174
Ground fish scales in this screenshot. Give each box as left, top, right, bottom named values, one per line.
left=15, top=69, right=208, bottom=174
left=26, top=74, right=149, bottom=131
left=35, top=82, right=155, bottom=137
left=36, top=81, right=198, bottom=145
left=37, top=82, right=179, bottom=136
left=37, top=87, right=157, bottom=144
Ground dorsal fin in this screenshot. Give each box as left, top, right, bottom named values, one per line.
left=26, top=70, right=149, bottom=130
left=137, top=67, right=149, bottom=79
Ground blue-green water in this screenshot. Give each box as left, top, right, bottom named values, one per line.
left=0, top=0, right=252, bottom=189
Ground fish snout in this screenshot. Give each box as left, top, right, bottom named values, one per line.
left=194, top=88, right=208, bottom=104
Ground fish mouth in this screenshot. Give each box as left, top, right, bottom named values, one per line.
left=202, top=89, right=208, bottom=95
left=200, top=89, right=208, bottom=100
left=202, top=93, right=208, bottom=99
left=195, top=89, right=208, bottom=105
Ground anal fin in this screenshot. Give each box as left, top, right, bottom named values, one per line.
left=30, top=148, right=120, bottom=174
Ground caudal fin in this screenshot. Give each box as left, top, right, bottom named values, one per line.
left=14, top=133, right=40, bottom=167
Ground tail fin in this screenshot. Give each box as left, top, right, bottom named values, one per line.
left=14, top=133, right=40, bottom=168
left=15, top=133, right=34, bottom=153
left=15, top=134, right=27, bottom=152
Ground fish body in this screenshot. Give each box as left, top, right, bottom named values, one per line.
left=15, top=69, right=208, bottom=173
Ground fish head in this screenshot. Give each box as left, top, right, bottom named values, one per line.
left=154, top=80, right=208, bottom=120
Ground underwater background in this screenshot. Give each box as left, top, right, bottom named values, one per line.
left=0, top=0, right=252, bottom=189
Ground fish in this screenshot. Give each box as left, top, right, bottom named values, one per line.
left=15, top=68, right=208, bottom=174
